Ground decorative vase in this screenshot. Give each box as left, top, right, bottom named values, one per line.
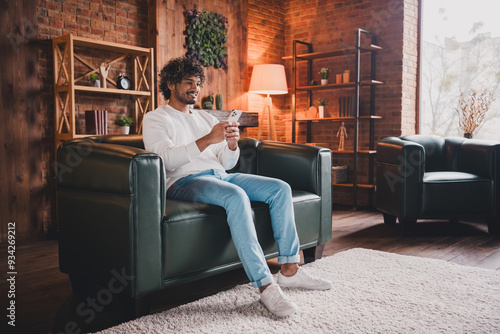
left=343, top=70, right=350, bottom=83
left=319, top=106, right=325, bottom=118
left=464, top=132, right=472, bottom=139
left=336, top=74, right=342, bottom=84
left=321, top=79, right=328, bottom=85
left=93, top=79, right=101, bottom=88
left=120, top=126, right=130, bottom=135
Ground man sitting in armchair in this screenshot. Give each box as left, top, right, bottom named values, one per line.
left=142, top=57, right=331, bottom=317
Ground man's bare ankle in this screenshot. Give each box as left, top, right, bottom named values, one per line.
left=259, top=283, right=271, bottom=293
left=281, top=263, right=299, bottom=277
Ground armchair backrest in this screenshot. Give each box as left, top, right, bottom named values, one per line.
left=400, top=135, right=480, bottom=173
left=444, top=137, right=467, bottom=171
left=87, top=134, right=145, bottom=149
left=401, top=135, right=447, bottom=172
left=85, top=135, right=261, bottom=174
left=81, top=136, right=332, bottom=196
left=228, top=137, right=260, bottom=174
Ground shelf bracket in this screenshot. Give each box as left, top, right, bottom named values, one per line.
left=135, top=97, right=150, bottom=134
left=135, top=56, right=151, bottom=91
left=55, top=43, right=70, bottom=86
left=56, top=91, right=71, bottom=134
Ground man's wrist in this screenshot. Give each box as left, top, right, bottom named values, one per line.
left=196, top=136, right=210, bottom=152
left=228, top=142, right=238, bottom=151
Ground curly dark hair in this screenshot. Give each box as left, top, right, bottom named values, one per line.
left=158, top=57, right=206, bottom=100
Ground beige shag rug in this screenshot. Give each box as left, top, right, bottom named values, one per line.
left=95, top=248, right=500, bottom=333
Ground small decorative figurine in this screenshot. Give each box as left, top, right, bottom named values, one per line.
left=306, top=106, right=318, bottom=119
left=337, top=121, right=348, bottom=150
left=99, top=62, right=111, bottom=89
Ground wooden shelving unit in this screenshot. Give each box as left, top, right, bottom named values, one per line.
left=295, top=115, right=382, bottom=122
left=295, top=80, right=383, bottom=91
left=281, top=44, right=383, bottom=60
left=283, top=29, right=383, bottom=208
left=52, top=34, right=155, bottom=149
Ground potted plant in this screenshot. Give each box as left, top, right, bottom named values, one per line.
left=114, top=116, right=134, bottom=135
left=216, top=93, right=223, bottom=110
left=455, top=89, right=494, bottom=138
left=319, top=68, right=329, bottom=85
left=90, top=73, right=100, bottom=88
left=185, top=5, right=228, bottom=69
left=316, top=97, right=328, bottom=118
left=202, top=95, right=214, bottom=109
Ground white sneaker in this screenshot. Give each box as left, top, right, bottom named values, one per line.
left=278, top=267, right=332, bottom=290
left=260, top=282, right=299, bottom=317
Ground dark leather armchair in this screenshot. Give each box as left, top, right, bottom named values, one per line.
left=56, top=135, right=332, bottom=317
left=376, top=135, right=500, bottom=234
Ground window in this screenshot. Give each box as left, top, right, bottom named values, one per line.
left=420, top=0, right=500, bottom=139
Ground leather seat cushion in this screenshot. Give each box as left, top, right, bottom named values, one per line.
left=161, top=190, right=321, bottom=281
left=421, top=171, right=494, bottom=216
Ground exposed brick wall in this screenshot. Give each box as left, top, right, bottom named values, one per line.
left=246, top=0, right=287, bottom=140
left=283, top=0, right=418, bottom=206
left=283, top=0, right=413, bottom=142
left=402, top=0, right=419, bottom=135
left=33, top=0, right=418, bottom=233
left=37, top=0, right=149, bottom=234
left=38, top=0, right=148, bottom=45
left=247, top=0, right=419, bottom=206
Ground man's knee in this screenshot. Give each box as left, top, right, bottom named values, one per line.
left=224, top=186, right=251, bottom=206
left=274, top=178, right=292, bottom=195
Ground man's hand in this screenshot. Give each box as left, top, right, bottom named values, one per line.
left=196, top=122, right=239, bottom=152
left=196, top=122, right=227, bottom=152
left=225, top=122, right=240, bottom=151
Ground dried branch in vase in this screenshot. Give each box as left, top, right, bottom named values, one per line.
left=454, top=89, right=495, bottom=137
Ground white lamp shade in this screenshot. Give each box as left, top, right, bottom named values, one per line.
left=248, top=64, right=288, bottom=95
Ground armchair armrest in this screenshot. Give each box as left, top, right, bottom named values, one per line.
left=257, top=141, right=331, bottom=194
left=458, top=139, right=500, bottom=179
left=57, top=138, right=166, bottom=297
left=376, top=137, right=425, bottom=218
left=257, top=141, right=332, bottom=244
left=228, top=137, right=260, bottom=174
left=458, top=139, right=500, bottom=217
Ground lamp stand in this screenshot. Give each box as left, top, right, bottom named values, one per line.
left=257, top=95, right=277, bottom=141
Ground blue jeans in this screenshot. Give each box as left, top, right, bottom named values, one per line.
left=167, top=169, right=301, bottom=288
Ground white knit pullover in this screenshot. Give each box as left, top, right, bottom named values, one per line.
left=142, top=105, right=240, bottom=190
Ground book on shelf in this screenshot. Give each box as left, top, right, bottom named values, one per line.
left=85, top=110, right=108, bottom=135
left=338, top=96, right=356, bottom=117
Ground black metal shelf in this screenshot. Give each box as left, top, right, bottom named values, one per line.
left=282, top=28, right=383, bottom=209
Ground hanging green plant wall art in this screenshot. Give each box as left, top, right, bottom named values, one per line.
left=185, top=4, right=228, bottom=69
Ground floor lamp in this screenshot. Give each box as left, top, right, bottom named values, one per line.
left=248, top=64, right=288, bottom=141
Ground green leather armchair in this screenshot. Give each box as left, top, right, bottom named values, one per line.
left=376, top=134, right=500, bottom=234
left=56, top=135, right=332, bottom=317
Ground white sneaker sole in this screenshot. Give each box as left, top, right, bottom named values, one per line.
left=278, top=281, right=331, bottom=290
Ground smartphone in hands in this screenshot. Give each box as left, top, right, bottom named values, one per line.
left=226, top=109, right=243, bottom=123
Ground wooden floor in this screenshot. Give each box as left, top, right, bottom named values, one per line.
left=2, top=207, right=499, bottom=333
